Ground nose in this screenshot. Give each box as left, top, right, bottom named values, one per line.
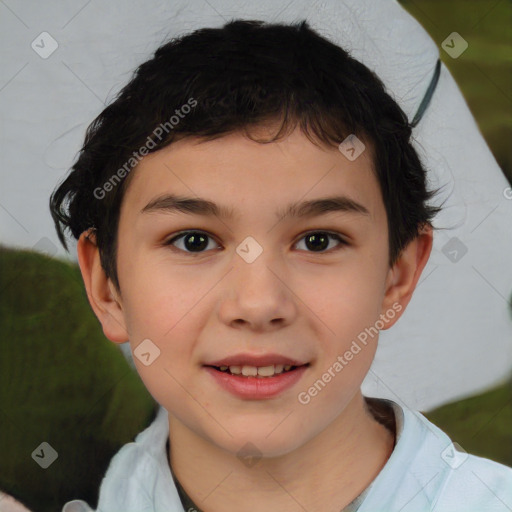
left=217, top=246, right=298, bottom=332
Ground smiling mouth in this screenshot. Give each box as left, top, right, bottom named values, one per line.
left=206, top=363, right=309, bottom=378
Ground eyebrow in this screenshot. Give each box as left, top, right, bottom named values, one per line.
left=140, top=193, right=370, bottom=221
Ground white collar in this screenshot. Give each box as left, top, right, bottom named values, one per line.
left=69, top=397, right=511, bottom=512
left=91, top=398, right=406, bottom=512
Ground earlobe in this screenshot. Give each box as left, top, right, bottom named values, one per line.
left=381, top=224, right=433, bottom=328
left=77, top=229, right=129, bottom=343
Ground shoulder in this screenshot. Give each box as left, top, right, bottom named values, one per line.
left=97, top=406, right=170, bottom=506
left=359, top=398, right=512, bottom=512
left=432, top=452, right=512, bottom=511
left=62, top=406, right=182, bottom=512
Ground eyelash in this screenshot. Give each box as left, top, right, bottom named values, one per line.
left=163, top=230, right=348, bottom=255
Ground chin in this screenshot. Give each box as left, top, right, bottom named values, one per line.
left=208, top=421, right=308, bottom=460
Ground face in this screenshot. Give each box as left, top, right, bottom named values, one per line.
left=107, top=126, right=405, bottom=456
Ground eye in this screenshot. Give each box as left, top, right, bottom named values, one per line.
left=164, top=231, right=220, bottom=254
left=164, top=230, right=348, bottom=255
left=294, top=231, right=347, bottom=253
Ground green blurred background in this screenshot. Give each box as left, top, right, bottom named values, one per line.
left=397, top=0, right=512, bottom=470
left=1, top=1, right=511, bottom=511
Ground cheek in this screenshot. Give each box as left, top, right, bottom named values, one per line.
left=121, top=267, right=206, bottom=409
left=296, top=252, right=387, bottom=347
left=117, top=257, right=211, bottom=392
left=119, top=251, right=213, bottom=340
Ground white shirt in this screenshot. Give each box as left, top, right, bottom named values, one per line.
left=63, top=398, right=512, bottom=512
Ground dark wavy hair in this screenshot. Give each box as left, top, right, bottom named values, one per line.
left=50, top=19, right=442, bottom=293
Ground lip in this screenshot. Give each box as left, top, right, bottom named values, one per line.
left=205, top=353, right=307, bottom=367
left=203, top=364, right=309, bottom=400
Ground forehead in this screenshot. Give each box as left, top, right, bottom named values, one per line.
left=119, top=128, right=384, bottom=226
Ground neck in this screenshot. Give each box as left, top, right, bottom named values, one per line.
left=168, top=392, right=395, bottom=512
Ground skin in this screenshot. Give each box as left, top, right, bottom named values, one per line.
left=77, top=125, right=432, bottom=512
left=0, top=492, right=33, bottom=512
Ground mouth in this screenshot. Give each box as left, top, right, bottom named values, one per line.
left=202, top=356, right=311, bottom=399
left=205, top=363, right=308, bottom=378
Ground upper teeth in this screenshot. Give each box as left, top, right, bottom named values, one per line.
left=218, top=364, right=293, bottom=377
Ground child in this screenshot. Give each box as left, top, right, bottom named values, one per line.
left=50, top=19, right=512, bottom=512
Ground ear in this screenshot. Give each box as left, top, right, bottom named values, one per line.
left=76, top=229, right=129, bottom=343
left=380, top=224, right=433, bottom=329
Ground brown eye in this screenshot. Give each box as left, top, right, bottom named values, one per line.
left=295, top=231, right=347, bottom=253
left=165, top=231, right=219, bottom=253
left=164, top=230, right=347, bottom=255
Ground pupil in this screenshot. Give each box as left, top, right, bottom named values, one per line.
left=306, top=233, right=329, bottom=251
left=185, top=233, right=208, bottom=252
